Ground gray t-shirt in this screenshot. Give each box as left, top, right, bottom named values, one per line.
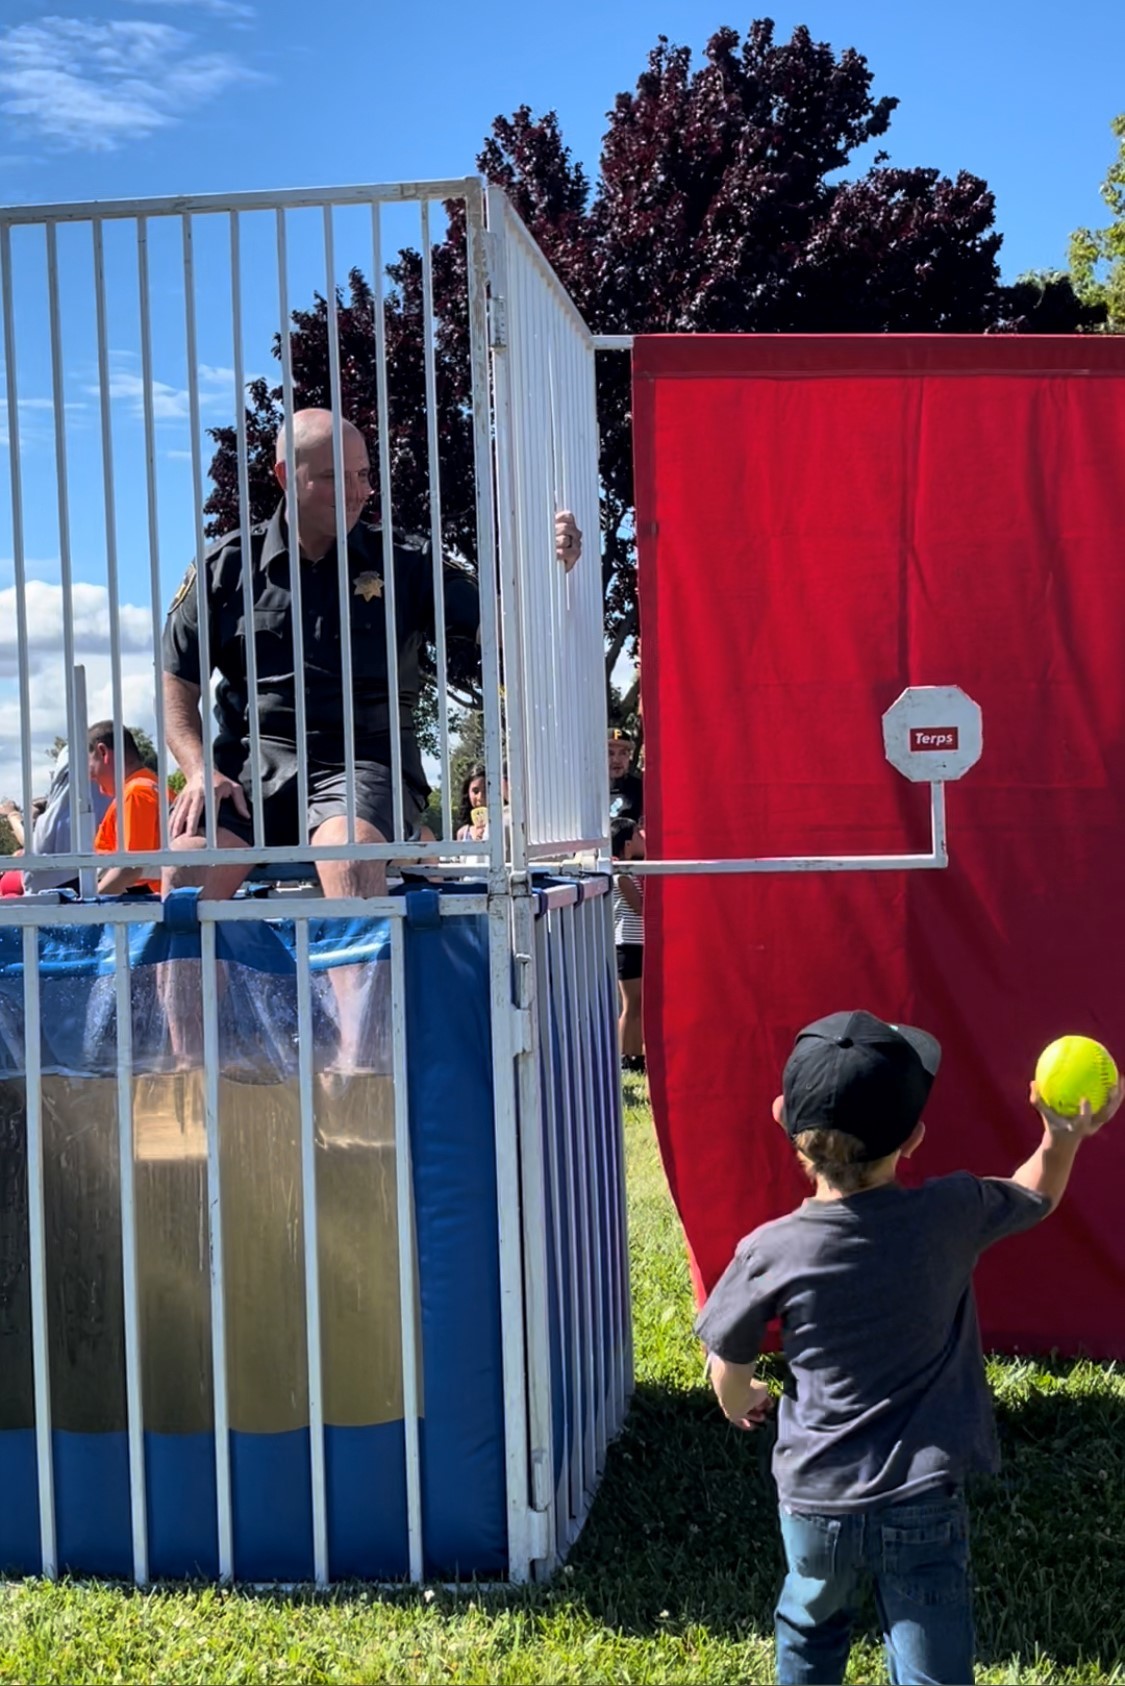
left=695, top=1173, right=1051, bottom=1513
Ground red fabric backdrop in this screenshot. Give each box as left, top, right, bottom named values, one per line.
left=634, top=334, right=1125, bottom=1358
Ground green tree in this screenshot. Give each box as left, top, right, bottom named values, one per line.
left=1069, top=114, right=1125, bottom=329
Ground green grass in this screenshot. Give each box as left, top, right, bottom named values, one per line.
left=1, top=1072, right=1122, bottom=1683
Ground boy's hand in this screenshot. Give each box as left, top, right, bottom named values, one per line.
left=730, top=1379, right=773, bottom=1432
left=1030, top=1077, right=1125, bottom=1139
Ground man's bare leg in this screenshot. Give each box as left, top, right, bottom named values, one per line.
left=313, top=816, right=387, bottom=1071
left=159, top=830, right=253, bottom=1066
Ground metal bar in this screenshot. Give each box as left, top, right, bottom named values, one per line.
left=136, top=217, right=170, bottom=849
left=1, top=223, right=35, bottom=826
left=389, top=920, right=424, bottom=1581
left=201, top=919, right=233, bottom=1580
left=487, top=893, right=533, bottom=1581
left=72, top=667, right=97, bottom=900
left=0, top=894, right=489, bottom=926
left=230, top=212, right=265, bottom=849
left=295, top=921, right=328, bottom=1585
left=930, top=782, right=948, bottom=864
left=0, top=836, right=493, bottom=874
left=22, top=926, right=56, bottom=1578
left=323, top=206, right=358, bottom=845
left=464, top=189, right=506, bottom=893
left=549, top=907, right=583, bottom=1529
left=370, top=201, right=405, bottom=843
left=561, top=908, right=596, bottom=1502
left=535, top=911, right=571, bottom=1560
left=591, top=335, right=634, bottom=350
left=0, top=180, right=480, bottom=226
left=114, top=925, right=148, bottom=1585
left=420, top=202, right=452, bottom=841
left=595, top=886, right=629, bottom=1431
left=182, top=213, right=218, bottom=848
left=512, top=891, right=556, bottom=1561
left=92, top=219, right=128, bottom=832
left=577, top=897, right=608, bottom=1469
left=276, top=209, right=311, bottom=837
left=484, top=195, right=531, bottom=879
left=44, top=224, right=83, bottom=868
left=625, top=850, right=949, bottom=875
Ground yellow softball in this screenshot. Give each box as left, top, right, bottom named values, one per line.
left=1034, top=1036, right=1118, bottom=1117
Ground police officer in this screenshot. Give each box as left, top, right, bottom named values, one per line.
left=162, top=407, right=583, bottom=906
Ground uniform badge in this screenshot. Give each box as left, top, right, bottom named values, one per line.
left=169, top=564, right=196, bottom=612
left=353, top=571, right=384, bottom=602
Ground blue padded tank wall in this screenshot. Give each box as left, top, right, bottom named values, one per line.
left=0, top=888, right=507, bottom=1582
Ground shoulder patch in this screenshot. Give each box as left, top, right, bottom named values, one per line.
left=169, top=564, right=196, bottom=613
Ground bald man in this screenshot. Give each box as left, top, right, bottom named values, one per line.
left=160, top=410, right=580, bottom=1061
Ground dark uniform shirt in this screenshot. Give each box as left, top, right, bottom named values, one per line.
left=610, top=770, right=644, bottom=823
left=162, top=504, right=480, bottom=799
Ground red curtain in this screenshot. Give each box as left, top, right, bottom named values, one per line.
left=634, top=334, right=1125, bottom=1357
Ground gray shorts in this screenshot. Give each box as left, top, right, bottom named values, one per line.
left=214, top=750, right=426, bottom=849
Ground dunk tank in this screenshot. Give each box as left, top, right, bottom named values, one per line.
left=632, top=333, right=1125, bottom=1358
left=0, top=183, right=626, bottom=1582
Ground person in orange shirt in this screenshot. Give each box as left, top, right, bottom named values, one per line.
left=88, top=722, right=163, bottom=895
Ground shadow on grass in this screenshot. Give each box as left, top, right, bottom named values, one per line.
left=561, top=1364, right=1125, bottom=1672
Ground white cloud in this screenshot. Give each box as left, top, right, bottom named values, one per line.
left=0, top=578, right=156, bottom=803
left=0, top=17, right=259, bottom=152
left=123, top=0, right=255, bottom=16
left=85, top=358, right=235, bottom=422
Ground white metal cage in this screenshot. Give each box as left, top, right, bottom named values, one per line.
left=0, top=176, right=626, bottom=1586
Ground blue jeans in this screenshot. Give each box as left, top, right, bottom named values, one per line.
left=775, top=1489, right=974, bottom=1685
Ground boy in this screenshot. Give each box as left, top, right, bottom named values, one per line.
left=695, top=1009, right=1121, bottom=1685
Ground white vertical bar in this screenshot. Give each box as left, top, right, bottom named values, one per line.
left=296, top=921, right=328, bottom=1585
left=72, top=667, right=97, bottom=901
left=605, top=887, right=634, bottom=1403
left=114, top=925, right=148, bottom=1585
left=577, top=898, right=607, bottom=1467
left=136, top=218, right=170, bottom=849
left=275, top=211, right=310, bottom=833
left=465, top=192, right=506, bottom=892
left=182, top=214, right=218, bottom=849
left=229, top=213, right=265, bottom=849
left=22, top=926, right=56, bottom=1578
left=931, top=782, right=947, bottom=863
left=370, top=203, right=405, bottom=843
left=482, top=196, right=528, bottom=882
left=92, top=219, right=127, bottom=832
left=595, top=886, right=628, bottom=1429
left=487, top=895, right=533, bottom=1580
left=322, top=206, right=358, bottom=846
left=44, top=225, right=81, bottom=854
left=563, top=909, right=596, bottom=1501
left=512, top=891, right=556, bottom=1560
left=420, top=203, right=451, bottom=841
left=548, top=909, right=582, bottom=1527
left=535, top=913, right=571, bottom=1556
left=389, top=920, right=423, bottom=1581
left=1, top=225, right=36, bottom=827
left=201, top=919, right=233, bottom=1580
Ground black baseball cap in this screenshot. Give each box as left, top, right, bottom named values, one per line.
left=781, top=1009, right=942, bottom=1161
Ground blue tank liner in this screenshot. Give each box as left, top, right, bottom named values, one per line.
left=0, top=885, right=507, bottom=1581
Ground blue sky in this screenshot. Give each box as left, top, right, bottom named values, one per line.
left=0, top=0, right=1123, bottom=803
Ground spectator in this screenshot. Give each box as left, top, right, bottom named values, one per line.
left=455, top=764, right=488, bottom=841
left=88, top=722, right=163, bottom=895
left=608, top=729, right=643, bottom=824
left=612, top=815, right=645, bottom=1074
left=21, top=747, right=111, bottom=894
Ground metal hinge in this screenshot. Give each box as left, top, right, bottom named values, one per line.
left=526, top=1502, right=552, bottom=1564
left=511, top=1004, right=533, bottom=1056
left=480, top=228, right=507, bottom=348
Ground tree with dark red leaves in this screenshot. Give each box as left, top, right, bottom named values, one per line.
left=205, top=19, right=1099, bottom=683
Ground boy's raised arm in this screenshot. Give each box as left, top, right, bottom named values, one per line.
left=1000, top=1080, right=1124, bottom=1209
